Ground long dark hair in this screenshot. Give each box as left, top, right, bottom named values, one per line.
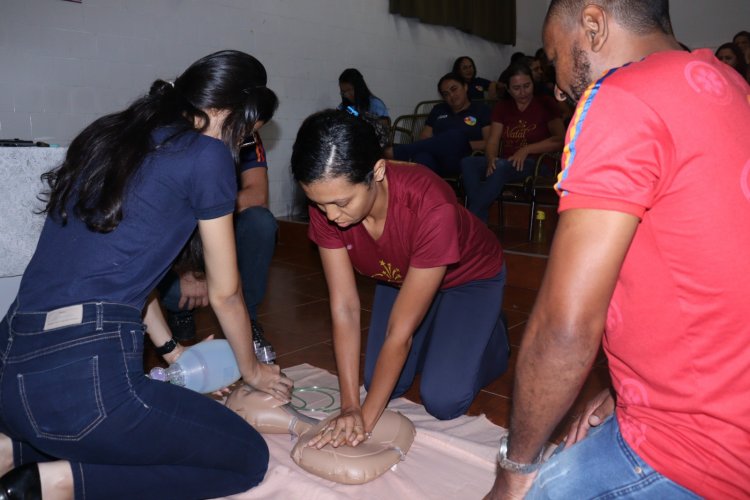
left=715, top=42, right=748, bottom=79
left=41, top=50, right=278, bottom=232
left=338, top=68, right=376, bottom=113
left=291, top=109, right=382, bottom=186
left=452, top=56, right=476, bottom=82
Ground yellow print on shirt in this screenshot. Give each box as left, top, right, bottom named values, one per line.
left=372, top=260, right=402, bottom=282
left=505, top=120, right=537, bottom=149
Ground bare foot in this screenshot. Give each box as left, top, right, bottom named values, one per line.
left=39, top=461, right=74, bottom=500
left=0, top=433, right=13, bottom=475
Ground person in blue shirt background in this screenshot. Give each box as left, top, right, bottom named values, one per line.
left=157, top=127, right=278, bottom=358
left=386, top=72, right=491, bottom=177
left=453, top=56, right=497, bottom=100
left=337, top=68, right=391, bottom=128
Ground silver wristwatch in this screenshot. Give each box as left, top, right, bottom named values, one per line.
left=496, top=434, right=544, bottom=474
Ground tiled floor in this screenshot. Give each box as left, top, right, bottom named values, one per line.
left=146, top=209, right=612, bottom=444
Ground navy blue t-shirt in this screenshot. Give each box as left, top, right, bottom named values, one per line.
left=467, top=77, right=492, bottom=100
left=17, top=129, right=237, bottom=312
left=425, top=101, right=491, bottom=141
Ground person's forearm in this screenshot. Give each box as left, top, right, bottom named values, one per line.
left=524, top=137, right=564, bottom=156
left=508, top=313, right=600, bottom=463
left=143, top=292, right=172, bottom=347
left=209, top=289, right=259, bottom=379
left=485, top=140, right=499, bottom=163
left=236, top=187, right=268, bottom=211
left=469, top=139, right=486, bottom=151
left=331, top=308, right=363, bottom=412
left=361, top=333, right=412, bottom=431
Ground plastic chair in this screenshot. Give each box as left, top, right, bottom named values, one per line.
left=389, top=114, right=429, bottom=145
left=412, top=100, right=442, bottom=116
left=498, top=151, right=562, bottom=240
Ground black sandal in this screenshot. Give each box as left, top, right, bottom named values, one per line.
left=0, top=463, right=41, bottom=500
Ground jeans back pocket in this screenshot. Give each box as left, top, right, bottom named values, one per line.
left=18, top=355, right=106, bottom=441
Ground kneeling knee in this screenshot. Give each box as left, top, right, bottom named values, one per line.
left=420, top=390, right=472, bottom=420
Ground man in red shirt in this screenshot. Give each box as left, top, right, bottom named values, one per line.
left=486, top=1, right=750, bottom=499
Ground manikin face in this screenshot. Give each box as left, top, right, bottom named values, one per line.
left=507, top=74, right=534, bottom=107
left=458, top=58, right=476, bottom=81
left=302, top=175, right=378, bottom=229
left=439, top=79, right=470, bottom=112
left=543, top=19, right=595, bottom=105
left=716, top=48, right=739, bottom=69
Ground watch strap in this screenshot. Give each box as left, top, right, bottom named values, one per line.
left=155, top=338, right=178, bottom=356
left=496, top=434, right=544, bottom=474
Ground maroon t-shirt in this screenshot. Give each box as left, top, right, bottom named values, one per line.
left=491, top=95, right=560, bottom=157
left=308, top=162, right=504, bottom=289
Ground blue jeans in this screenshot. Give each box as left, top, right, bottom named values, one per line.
left=392, top=128, right=471, bottom=176
left=160, top=206, right=277, bottom=321
left=0, top=301, right=268, bottom=500
left=461, top=155, right=537, bottom=223
left=364, top=266, right=509, bottom=420
left=527, top=415, right=700, bottom=499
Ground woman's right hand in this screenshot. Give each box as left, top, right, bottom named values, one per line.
left=243, top=363, right=293, bottom=403
left=564, top=389, right=615, bottom=448
left=486, top=158, right=497, bottom=177
left=307, top=408, right=369, bottom=449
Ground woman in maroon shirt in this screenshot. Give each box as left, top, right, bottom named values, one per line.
left=291, top=110, right=509, bottom=449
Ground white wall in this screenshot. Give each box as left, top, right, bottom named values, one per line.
left=1, top=0, right=748, bottom=216
left=0, top=0, right=513, bottom=216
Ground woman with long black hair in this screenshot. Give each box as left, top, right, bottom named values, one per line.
left=337, top=68, right=390, bottom=128
left=0, top=50, right=292, bottom=500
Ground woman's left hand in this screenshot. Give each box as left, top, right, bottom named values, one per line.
left=307, top=408, right=369, bottom=449
left=508, top=147, right=530, bottom=171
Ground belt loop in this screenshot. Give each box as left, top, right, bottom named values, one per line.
left=8, top=299, right=20, bottom=324
left=96, top=302, right=104, bottom=331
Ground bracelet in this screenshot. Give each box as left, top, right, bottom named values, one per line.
left=155, top=338, right=178, bottom=356
left=496, top=434, right=544, bottom=474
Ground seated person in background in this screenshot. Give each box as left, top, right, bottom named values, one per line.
left=527, top=55, right=555, bottom=97
left=337, top=68, right=390, bottom=128
left=385, top=72, right=490, bottom=177
left=158, top=130, right=277, bottom=352
left=453, top=56, right=497, bottom=100
left=715, top=42, right=749, bottom=82
left=461, top=61, right=564, bottom=223
left=733, top=30, right=750, bottom=64
left=291, top=110, right=509, bottom=448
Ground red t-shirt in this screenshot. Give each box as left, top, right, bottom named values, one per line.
left=557, top=49, right=750, bottom=499
left=308, top=162, right=504, bottom=289
left=491, top=95, right=560, bottom=157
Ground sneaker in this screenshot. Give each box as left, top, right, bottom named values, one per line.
left=251, top=321, right=272, bottom=349
left=251, top=321, right=276, bottom=363
left=167, top=310, right=196, bottom=342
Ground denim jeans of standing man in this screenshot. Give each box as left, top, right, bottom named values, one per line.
left=526, top=415, right=701, bottom=499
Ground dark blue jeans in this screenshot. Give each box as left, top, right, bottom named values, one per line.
left=160, top=206, right=277, bottom=321
left=392, top=128, right=472, bottom=177
left=364, top=266, right=509, bottom=420
left=461, top=155, right=537, bottom=223
left=0, top=301, right=268, bottom=500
